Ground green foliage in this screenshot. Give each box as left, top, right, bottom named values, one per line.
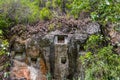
left=52, top=0, right=62, bottom=8
left=80, top=35, right=120, bottom=80
left=84, top=34, right=103, bottom=51
left=48, top=23, right=55, bottom=31
left=0, top=28, right=9, bottom=56
left=40, top=8, right=52, bottom=20
left=0, top=30, right=2, bottom=35
left=0, top=0, right=119, bottom=26
left=65, top=0, right=120, bottom=24
left=0, top=32, right=10, bottom=79
left=0, top=39, right=9, bottom=55
left=45, top=1, right=51, bottom=8
left=69, top=0, right=91, bottom=18
left=4, top=72, right=10, bottom=78
left=114, top=23, right=120, bottom=32
left=32, top=0, right=42, bottom=6
left=90, top=0, right=120, bottom=25
left=90, top=12, right=98, bottom=21
left=0, top=14, right=12, bottom=29
left=0, top=0, right=41, bottom=28
left=46, top=72, right=52, bottom=80
left=52, top=0, right=57, bottom=9
left=54, top=0, right=62, bottom=7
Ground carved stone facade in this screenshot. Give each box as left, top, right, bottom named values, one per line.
left=9, top=21, right=100, bottom=80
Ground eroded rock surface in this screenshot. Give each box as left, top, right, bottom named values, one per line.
left=10, top=60, right=30, bottom=80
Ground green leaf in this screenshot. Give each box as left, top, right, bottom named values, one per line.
left=0, top=30, right=2, bottom=35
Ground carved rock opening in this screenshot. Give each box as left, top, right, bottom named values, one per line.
left=58, top=35, right=65, bottom=43
left=31, top=58, right=37, bottom=64
left=54, top=35, right=68, bottom=44
left=61, top=57, right=67, bottom=64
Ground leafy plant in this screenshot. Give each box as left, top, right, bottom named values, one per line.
left=90, top=0, right=120, bottom=25
left=45, top=1, right=51, bottom=8
left=80, top=34, right=120, bottom=80
left=40, top=8, right=52, bottom=20
left=52, top=0, right=62, bottom=8
left=84, top=34, right=103, bottom=52
left=0, top=36, right=10, bottom=79
left=70, top=0, right=91, bottom=18
left=0, top=0, right=41, bottom=26
left=0, top=14, right=11, bottom=29
left=46, top=72, right=52, bottom=80
left=65, top=0, right=120, bottom=24
left=0, top=39, right=9, bottom=55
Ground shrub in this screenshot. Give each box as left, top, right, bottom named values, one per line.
left=70, top=0, right=90, bottom=18
left=0, top=39, right=9, bottom=56
left=0, top=0, right=40, bottom=25
left=0, top=14, right=12, bottom=29
left=80, top=35, right=120, bottom=80
left=84, top=34, right=103, bottom=52
left=40, top=8, right=52, bottom=20
left=90, top=0, right=120, bottom=25
left=45, top=1, right=51, bottom=8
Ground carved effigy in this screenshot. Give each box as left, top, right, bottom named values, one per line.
left=25, top=38, right=41, bottom=68
left=10, top=37, right=47, bottom=80
left=25, top=37, right=47, bottom=77
left=52, top=34, right=69, bottom=80
left=10, top=37, right=26, bottom=62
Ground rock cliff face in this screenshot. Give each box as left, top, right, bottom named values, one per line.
left=9, top=18, right=101, bottom=80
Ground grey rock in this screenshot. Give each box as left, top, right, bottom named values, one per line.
left=86, top=22, right=100, bottom=35
left=75, top=33, right=88, bottom=43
